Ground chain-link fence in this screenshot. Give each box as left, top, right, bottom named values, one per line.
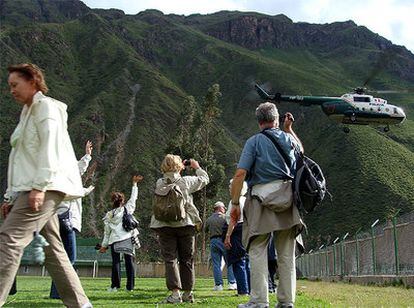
left=297, top=211, right=414, bottom=277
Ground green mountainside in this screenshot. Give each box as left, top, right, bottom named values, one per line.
left=1, top=0, right=413, bottom=255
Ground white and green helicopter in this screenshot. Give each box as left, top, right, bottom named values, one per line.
left=255, top=84, right=407, bottom=133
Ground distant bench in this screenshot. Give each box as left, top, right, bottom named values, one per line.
left=20, top=245, right=114, bottom=277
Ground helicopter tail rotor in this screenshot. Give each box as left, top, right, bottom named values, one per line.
left=255, top=84, right=271, bottom=100
left=255, top=84, right=282, bottom=102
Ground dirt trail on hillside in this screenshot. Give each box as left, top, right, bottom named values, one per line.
left=87, top=84, right=140, bottom=234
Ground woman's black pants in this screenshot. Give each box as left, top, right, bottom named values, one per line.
left=110, top=245, right=135, bottom=290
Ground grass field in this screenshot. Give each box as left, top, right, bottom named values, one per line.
left=3, top=277, right=414, bottom=307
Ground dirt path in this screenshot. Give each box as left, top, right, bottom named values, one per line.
left=87, top=84, right=140, bottom=234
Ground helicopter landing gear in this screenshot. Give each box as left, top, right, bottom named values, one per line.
left=383, top=125, right=390, bottom=132
left=343, top=127, right=350, bottom=133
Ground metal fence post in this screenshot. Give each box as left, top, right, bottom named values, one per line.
left=342, top=233, right=349, bottom=276
left=325, top=244, right=329, bottom=276
left=392, top=209, right=401, bottom=276
left=333, top=237, right=339, bottom=275
left=355, top=227, right=362, bottom=276
left=371, top=219, right=379, bottom=275
left=319, top=244, right=325, bottom=276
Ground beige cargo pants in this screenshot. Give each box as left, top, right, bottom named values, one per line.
left=0, top=191, right=90, bottom=307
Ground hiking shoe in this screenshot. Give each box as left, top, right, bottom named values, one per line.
left=228, top=282, right=237, bottom=290
left=238, top=302, right=269, bottom=308
left=213, top=285, right=223, bottom=291
left=107, top=287, right=118, bottom=292
left=182, top=291, right=194, bottom=303
left=160, top=294, right=182, bottom=304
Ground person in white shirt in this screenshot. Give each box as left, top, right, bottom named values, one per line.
left=0, top=63, right=91, bottom=308
left=50, top=140, right=95, bottom=299
left=150, top=155, right=209, bottom=304
left=99, top=175, right=143, bottom=292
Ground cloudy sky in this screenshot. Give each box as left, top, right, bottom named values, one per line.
left=82, top=0, right=414, bottom=53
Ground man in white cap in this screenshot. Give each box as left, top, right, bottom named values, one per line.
left=204, top=201, right=237, bottom=291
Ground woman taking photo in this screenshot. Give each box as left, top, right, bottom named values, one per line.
left=150, top=155, right=209, bottom=304
left=99, top=175, right=143, bottom=292
left=0, top=63, right=91, bottom=307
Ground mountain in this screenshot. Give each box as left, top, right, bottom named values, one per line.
left=1, top=0, right=413, bottom=256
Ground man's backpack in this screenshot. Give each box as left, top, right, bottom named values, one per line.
left=153, top=179, right=186, bottom=222
left=261, top=130, right=330, bottom=214
left=292, top=152, right=329, bottom=213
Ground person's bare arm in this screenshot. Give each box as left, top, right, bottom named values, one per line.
left=283, top=112, right=304, bottom=153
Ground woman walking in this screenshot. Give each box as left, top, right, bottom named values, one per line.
left=150, top=155, right=209, bottom=304
left=99, top=175, right=143, bottom=292
left=0, top=63, right=91, bottom=307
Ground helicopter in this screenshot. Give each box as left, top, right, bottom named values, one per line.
left=255, top=84, right=407, bottom=133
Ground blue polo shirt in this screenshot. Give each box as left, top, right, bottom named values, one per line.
left=237, top=128, right=299, bottom=187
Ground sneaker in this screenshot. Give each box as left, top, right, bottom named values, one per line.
left=213, top=285, right=223, bottom=291
left=182, top=291, right=194, bottom=303
left=81, top=303, right=93, bottom=308
left=238, top=302, right=269, bottom=308
left=228, top=282, right=237, bottom=290
left=160, top=294, right=182, bottom=304
left=107, top=287, right=118, bottom=292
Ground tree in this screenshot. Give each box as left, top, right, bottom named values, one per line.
left=194, top=84, right=224, bottom=261
left=166, top=84, right=225, bottom=262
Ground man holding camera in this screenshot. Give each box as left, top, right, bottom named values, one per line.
left=230, top=102, right=304, bottom=308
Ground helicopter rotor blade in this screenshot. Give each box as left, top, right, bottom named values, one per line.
left=366, top=88, right=414, bottom=94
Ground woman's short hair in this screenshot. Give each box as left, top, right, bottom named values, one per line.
left=7, top=63, right=49, bottom=93
left=111, top=192, right=125, bottom=209
left=161, top=154, right=183, bottom=173
left=255, top=102, right=279, bottom=123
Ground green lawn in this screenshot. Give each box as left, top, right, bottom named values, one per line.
left=4, top=277, right=413, bottom=307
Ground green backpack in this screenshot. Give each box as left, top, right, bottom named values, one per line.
left=153, top=179, right=186, bottom=222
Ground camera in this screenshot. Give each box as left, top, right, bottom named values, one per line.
left=183, top=159, right=191, bottom=166
left=94, top=243, right=102, bottom=250
left=280, top=113, right=294, bottom=123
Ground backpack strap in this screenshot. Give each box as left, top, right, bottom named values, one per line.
left=261, top=130, right=291, bottom=167
left=261, top=130, right=293, bottom=180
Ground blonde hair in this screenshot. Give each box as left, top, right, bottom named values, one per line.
left=161, top=154, right=183, bottom=173
left=8, top=63, right=49, bottom=93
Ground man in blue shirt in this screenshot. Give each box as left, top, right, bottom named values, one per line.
left=231, top=102, right=304, bottom=308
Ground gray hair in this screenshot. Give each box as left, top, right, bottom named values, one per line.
left=255, top=102, right=279, bottom=123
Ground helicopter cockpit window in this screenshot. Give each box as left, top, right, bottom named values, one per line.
left=394, top=107, right=398, bottom=114
left=362, top=107, right=365, bottom=111
left=354, top=96, right=371, bottom=102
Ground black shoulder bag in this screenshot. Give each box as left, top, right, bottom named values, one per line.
left=122, top=206, right=139, bottom=232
